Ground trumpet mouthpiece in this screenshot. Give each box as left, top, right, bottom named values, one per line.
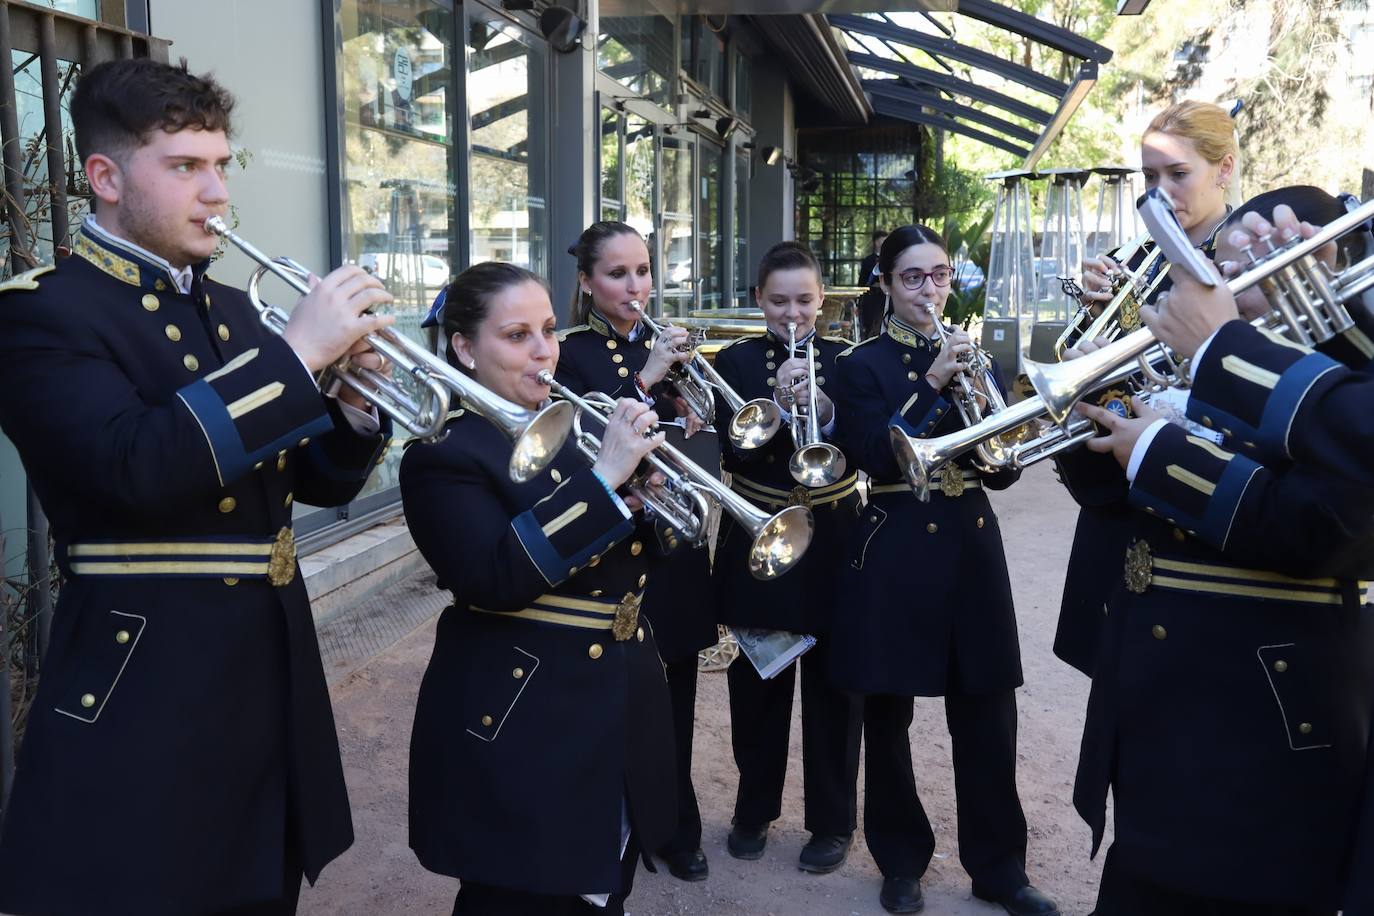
left=204, top=215, right=227, bottom=236
left=536, top=369, right=555, bottom=385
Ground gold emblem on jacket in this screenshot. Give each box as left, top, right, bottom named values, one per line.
left=612, top=592, right=642, bottom=641
left=788, top=485, right=812, bottom=509
left=939, top=466, right=966, bottom=498
left=1124, top=539, right=1152, bottom=594
left=268, top=527, right=297, bottom=586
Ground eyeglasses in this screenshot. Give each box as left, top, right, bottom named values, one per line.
left=896, top=266, right=954, bottom=290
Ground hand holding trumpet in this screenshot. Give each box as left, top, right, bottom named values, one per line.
left=774, top=354, right=834, bottom=426
left=281, top=266, right=394, bottom=373
left=591, top=399, right=666, bottom=492
left=926, top=327, right=975, bottom=389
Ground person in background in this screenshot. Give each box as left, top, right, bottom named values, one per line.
left=559, top=221, right=719, bottom=882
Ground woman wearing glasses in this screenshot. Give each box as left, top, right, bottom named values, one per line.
left=830, top=225, right=1058, bottom=916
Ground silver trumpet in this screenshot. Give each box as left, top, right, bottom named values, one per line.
left=923, top=304, right=1018, bottom=473
left=629, top=300, right=783, bottom=449
left=783, top=321, right=846, bottom=487
left=892, top=196, right=1374, bottom=499
left=205, top=216, right=573, bottom=482
left=1024, top=196, right=1374, bottom=430
left=890, top=358, right=1145, bottom=501
left=539, top=371, right=813, bottom=580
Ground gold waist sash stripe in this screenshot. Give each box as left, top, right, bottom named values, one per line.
left=1150, top=556, right=1370, bottom=606
left=65, top=529, right=297, bottom=586
left=469, top=591, right=644, bottom=631
left=731, top=473, right=859, bottom=508
left=869, top=469, right=983, bottom=497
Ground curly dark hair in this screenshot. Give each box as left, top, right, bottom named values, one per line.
left=72, top=57, right=236, bottom=164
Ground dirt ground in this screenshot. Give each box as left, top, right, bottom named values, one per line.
left=298, top=463, right=1107, bottom=916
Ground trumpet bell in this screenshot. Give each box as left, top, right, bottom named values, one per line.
left=509, top=400, right=575, bottom=483
left=748, top=505, right=814, bottom=580
left=729, top=398, right=784, bottom=450
left=789, top=442, right=847, bottom=488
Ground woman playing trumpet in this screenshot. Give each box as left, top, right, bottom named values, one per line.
left=557, top=221, right=719, bottom=882
left=1053, top=100, right=1237, bottom=678
left=829, top=225, right=1057, bottom=916
left=710, top=241, right=862, bottom=874
left=401, top=262, right=676, bottom=915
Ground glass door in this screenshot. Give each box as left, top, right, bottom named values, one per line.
left=659, top=132, right=695, bottom=319
left=464, top=4, right=550, bottom=276
left=697, top=137, right=726, bottom=311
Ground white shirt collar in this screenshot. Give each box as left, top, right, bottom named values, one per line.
left=84, top=215, right=195, bottom=294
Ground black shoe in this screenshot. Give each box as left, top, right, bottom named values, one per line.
left=662, top=847, right=709, bottom=882
left=726, top=822, right=769, bottom=860
left=972, top=884, right=1060, bottom=916
left=797, top=832, right=852, bottom=874
left=879, top=876, right=924, bottom=914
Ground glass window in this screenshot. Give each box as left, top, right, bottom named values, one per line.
left=733, top=147, right=749, bottom=307
left=733, top=50, right=750, bottom=120
left=2, top=48, right=84, bottom=271
left=597, top=0, right=674, bottom=108
left=48, top=1, right=98, bottom=18
left=335, top=0, right=458, bottom=502
left=699, top=141, right=725, bottom=309
left=623, top=114, right=655, bottom=239
left=660, top=134, right=694, bottom=318
left=466, top=10, right=549, bottom=275
left=681, top=17, right=726, bottom=100
left=794, top=130, right=919, bottom=287
left=600, top=106, right=623, bottom=221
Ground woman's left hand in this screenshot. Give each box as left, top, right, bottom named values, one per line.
left=1076, top=397, right=1163, bottom=470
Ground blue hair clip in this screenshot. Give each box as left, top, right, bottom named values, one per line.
left=420, top=286, right=448, bottom=329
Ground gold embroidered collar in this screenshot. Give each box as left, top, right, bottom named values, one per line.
left=884, top=314, right=937, bottom=351
left=74, top=224, right=207, bottom=293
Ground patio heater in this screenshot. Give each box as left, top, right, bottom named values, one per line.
left=1029, top=167, right=1091, bottom=361
left=1090, top=165, right=1140, bottom=256
left=980, top=169, right=1039, bottom=390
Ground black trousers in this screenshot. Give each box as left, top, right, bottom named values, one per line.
left=1091, top=844, right=1335, bottom=916
left=862, top=690, right=1028, bottom=897
left=727, top=636, right=862, bottom=835
left=658, top=652, right=704, bottom=857
left=454, top=834, right=641, bottom=915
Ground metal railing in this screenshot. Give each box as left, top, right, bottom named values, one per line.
left=0, top=0, right=167, bottom=817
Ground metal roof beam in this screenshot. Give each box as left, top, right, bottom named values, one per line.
left=833, top=13, right=1066, bottom=97
left=863, top=79, right=1038, bottom=143
left=870, top=98, right=1030, bottom=156
left=956, top=0, right=1114, bottom=64
left=847, top=51, right=1054, bottom=124
left=1021, top=60, right=1098, bottom=170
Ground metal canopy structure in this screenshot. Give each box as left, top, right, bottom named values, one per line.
left=834, top=1, right=1113, bottom=168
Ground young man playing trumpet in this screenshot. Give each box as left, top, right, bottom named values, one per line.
left=0, top=58, right=393, bottom=916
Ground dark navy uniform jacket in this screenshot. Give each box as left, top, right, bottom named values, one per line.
left=401, top=409, right=676, bottom=896
left=710, top=330, right=859, bottom=635
left=1070, top=387, right=1374, bottom=906
left=1051, top=240, right=1176, bottom=677
left=828, top=313, right=1022, bottom=697
left=555, top=307, right=717, bottom=659
left=1170, top=313, right=1374, bottom=913
left=0, top=225, right=389, bottom=915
